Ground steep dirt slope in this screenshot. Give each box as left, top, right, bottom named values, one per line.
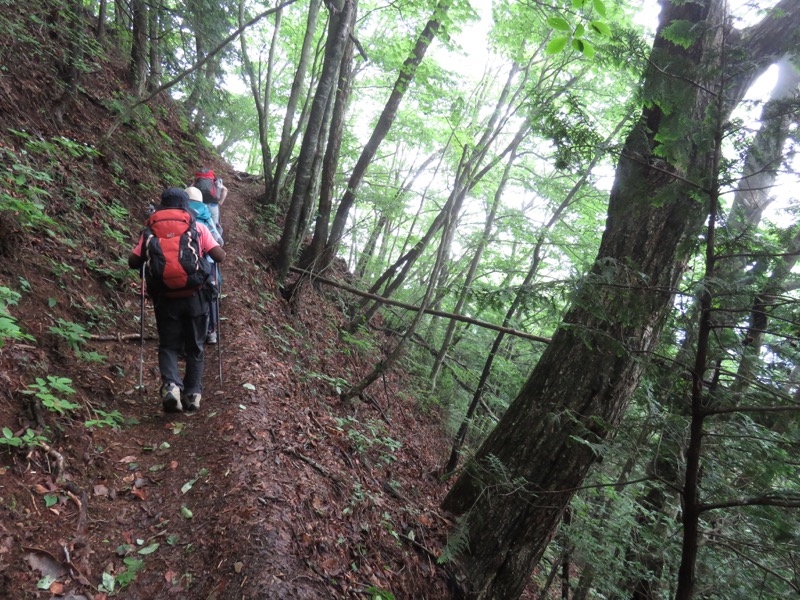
left=1, top=183, right=455, bottom=600
left=0, top=5, right=456, bottom=599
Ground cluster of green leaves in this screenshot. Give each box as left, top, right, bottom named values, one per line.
left=545, top=0, right=612, bottom=59
left=22, top=376, right=79, bottom=416
left=49, top=318, right=107, bottom=363
left=0, top=144, right=58, bottom=232
left=334, top=416, right=402, bottom=465
left=0, top=286, right=35, bottom=348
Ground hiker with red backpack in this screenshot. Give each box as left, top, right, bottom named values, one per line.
left=192, top=168, right=227, bottom=235
left=128, top=187, right=226, bottom=413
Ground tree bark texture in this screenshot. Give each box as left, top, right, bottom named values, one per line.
left=441, top=1, right=800, bottom=598
left=276, top=0, right=355, bottom=281
left=270, top=0, right=323, bottom=205
left=318, top=0, right=453, bottom=271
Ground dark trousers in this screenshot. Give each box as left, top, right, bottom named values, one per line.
left=153, top=292, right=209, bottom=395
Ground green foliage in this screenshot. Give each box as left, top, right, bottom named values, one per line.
left=22, top=376, right=79, bottom=415
left=84, top=409, right=126, bottom=430
left=366, top=586, right=396, bottom=600
left=98, top=556, right=145, bottom=594
left=49, top=318, right=107, bottom=363
left=661, top=19, right=702, bottom=49
left=0, top=286, right=35, bottom=347
left=543, top=0, right=612, bottom=58
left=0, top=427, right=47, bottom=448
left=438, top=513, right=470, bottom=564
left=334, top=416, right=402, bottom=465
left=0, top=146, right=58, bottom=232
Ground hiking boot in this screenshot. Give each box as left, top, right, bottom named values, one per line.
left=161, top=383, right=182, bottom=413
left=184, top=393, right=201, bottom=412
left=206, top=331, right=217, bottom=345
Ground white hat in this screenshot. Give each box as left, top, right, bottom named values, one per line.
left=184, top=186, right=203, bottom=203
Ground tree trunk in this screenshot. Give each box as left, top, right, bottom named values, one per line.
left=130, top=0, right=148, bottom=96
left=276, top=0, right=356, bottom=281
left=440, top=2, right=799, bottom=598
left=429, top=142, right=520, bottom=391
left=269, top=0, right=322, bottom=204
left=315, top=0, right=453, bottom=271
left=147, top=0, right=161, bottom=91
left=300, top=8, right=356, bottom=270
left=239, top=0, right=280, bottom=189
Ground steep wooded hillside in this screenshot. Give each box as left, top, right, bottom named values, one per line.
left=0, top=5, right=464, bottom=599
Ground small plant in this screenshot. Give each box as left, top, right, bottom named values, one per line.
left=49, top=318, right=106, bottom=363
left=334, top=416, right=402, bottom=464
left=366, top=587, right=396, bottom=600
left=0, top=427, right=47, bottom=448
left=84, top=409, right=126, bottom=430
left=22, top=376, right=79, bottom=415
left=98, top=556, right=144, bottom=594
left=0, top=286, right=34, bottom=347
left=308, top=371, right=349, bottom=394
left=0, top=148, right=58, bottom=231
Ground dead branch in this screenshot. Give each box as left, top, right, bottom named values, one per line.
left=87, top=333, right=156, bottom=341
left=284, top=449, right=346, bottom=489
left=39, top=442, right=65, bottom=475
left=289, top=267, right=551, bottom=343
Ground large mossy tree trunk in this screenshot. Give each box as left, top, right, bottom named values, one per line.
left=440, top=1, right=799, bottom=599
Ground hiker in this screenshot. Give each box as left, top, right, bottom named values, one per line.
left=128, top=187, right=226, bottom=413
left=185, top=185, right=223, bottom=345
left=192, top=168, right=228, bottom=235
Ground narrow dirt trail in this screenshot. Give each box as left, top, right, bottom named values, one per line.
left=2, top=177, right=452, bottom=600
left=93, top=181, right=329, bottom=598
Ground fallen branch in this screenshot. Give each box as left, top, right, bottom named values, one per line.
left=87, top=333, right=156, bottom=341
left=39, top=442, right=65, bottom=475
left=289, top=267, right=551, bottom=344
left=284, top=449, right=346, bottom=489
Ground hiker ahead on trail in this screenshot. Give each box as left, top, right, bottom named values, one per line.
left=128, top=187, right=226, bottom=414
left=192, top=168, right=227, bottom=235
left=185, top=185, right=222, bottom=345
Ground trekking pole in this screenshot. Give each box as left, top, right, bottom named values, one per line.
left=139, top=263, right=145, bottom=394
left=215, top=262, right=223, bottom=385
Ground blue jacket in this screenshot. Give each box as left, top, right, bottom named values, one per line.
left=189, top=201, right=223, bottom=246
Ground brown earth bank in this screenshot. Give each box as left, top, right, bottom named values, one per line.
left=0, top=5, right=470, bottom=598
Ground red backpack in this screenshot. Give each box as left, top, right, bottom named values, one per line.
left=194, top=169, right=219, bottom=203
left=142, top=208, right=211, bottom=298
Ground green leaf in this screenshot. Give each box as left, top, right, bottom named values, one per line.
left=593, top=0, right=607, bottom=17
left=37, top=575, right=56, bottom=589
left=47, top=297, right=56, bottom=308
left=43, top=494, right=58, bottom=507
left=101, top=572, right=115, bottom=592
left=137, top=542, right=159, bottom=555
left=572, top=0, right=586, bottom=8
left=574, top=38, right=595, bottom=58
left=546, top=17, right=571, bottom=32
left=180, top=505, right=193, bottom=519
left=242, top=382, right=256, bottom=390
left=661, top=19, right=700, bottom=48
left=115, top=544, right=132, bottom=556
left=589, top=20, right=611, bottom=37
left=545, top=36, right=569, bottom=55
left=574, top=24, right=585, bottom=38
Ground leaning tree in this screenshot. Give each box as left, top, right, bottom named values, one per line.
left=441, top=1, right=800, bottom=598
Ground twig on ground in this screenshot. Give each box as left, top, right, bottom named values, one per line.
left=284, top=449, right=346, bottom=490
